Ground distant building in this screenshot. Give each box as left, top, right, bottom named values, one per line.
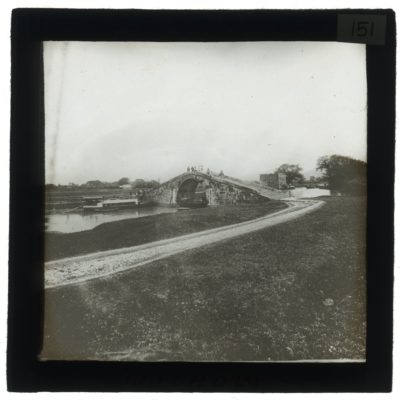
left=260, top=173, right=287, bottom=189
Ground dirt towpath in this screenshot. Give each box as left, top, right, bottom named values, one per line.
left=45, top=199, right=324, bottom=289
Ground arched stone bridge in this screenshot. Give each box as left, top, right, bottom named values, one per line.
left=147, top=172, right=288, bottom=206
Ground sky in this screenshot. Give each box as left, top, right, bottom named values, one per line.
left=44, top=41, right=367, bottom=185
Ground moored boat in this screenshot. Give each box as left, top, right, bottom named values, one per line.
left=82, top=197, right=140, bottom=212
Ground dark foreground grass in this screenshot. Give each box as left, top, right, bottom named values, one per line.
left=42, top=197, right=366, bottom=361
left=45, top=201, right=286, bottom=261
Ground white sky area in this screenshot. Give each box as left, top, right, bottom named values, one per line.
left=44, top=41, right=367, bottom=184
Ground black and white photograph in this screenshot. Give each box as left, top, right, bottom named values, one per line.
left=41, top=40, right=367, bottom=362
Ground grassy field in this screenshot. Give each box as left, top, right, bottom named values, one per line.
left=42, top=196, right=366, bottom=361
left=45, top=202, right=286, bottom=261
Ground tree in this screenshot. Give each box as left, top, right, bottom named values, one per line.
left=317, top=154, right=366, bottom=194
left=131, top=179, right=146, bottom=188
left=85, top=180, right=104, bottom=188
left=118, top=177, right=130, bottom=185
left=131, top=179, right=160, bottom=189
left=275, top=164, right=304, bottom=185
left=147, top=180, right=160, bottom=189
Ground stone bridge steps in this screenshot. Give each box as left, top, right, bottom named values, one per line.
left=208, top=174, right=287, bottom=200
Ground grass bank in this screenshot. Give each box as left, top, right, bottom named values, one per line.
left=42, top=197, right=366, bottom=361
left=45, top=201, right=287, bottom=261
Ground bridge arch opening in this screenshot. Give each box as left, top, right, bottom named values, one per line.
left=176, top=178, right=208, bottom=208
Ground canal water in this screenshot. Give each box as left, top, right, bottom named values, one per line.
left=45, top=187, right=330, bottom=234
left=45, top=206, right=177, bottom=233
left=290, top=187, right=330, bottom=198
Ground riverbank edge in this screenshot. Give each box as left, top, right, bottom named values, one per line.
left=45, top=201, right=288, bottom=261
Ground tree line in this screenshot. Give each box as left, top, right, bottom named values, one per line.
left=316, top=154, right=366, bottom=195
left=46, top=177, right=160, bottom=190
left=274, top=154, right=366, bottom=195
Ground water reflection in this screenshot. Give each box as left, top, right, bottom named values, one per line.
left=45, top=206, right=177, bottom=233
